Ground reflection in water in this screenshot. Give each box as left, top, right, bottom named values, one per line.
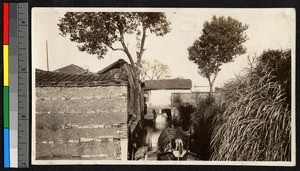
left=145, top=125, right=162, bottom=149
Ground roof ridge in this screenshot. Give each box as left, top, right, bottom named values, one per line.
left=54, top=63, right=86, bottom=73
left=72, top=64, right=86, bottom=71
left=97, top=59, right=127, bottom=74
left=36, top=62, right=129, bottom=87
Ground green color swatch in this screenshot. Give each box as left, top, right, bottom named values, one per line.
left=3, top=86, right=9, bottom=128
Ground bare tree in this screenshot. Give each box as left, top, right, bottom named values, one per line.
left=139, top=59, right=171, bottom=81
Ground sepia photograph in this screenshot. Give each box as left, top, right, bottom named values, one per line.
left=31, top=8, right=295, bottom=165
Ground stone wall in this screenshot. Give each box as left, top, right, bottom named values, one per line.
left=35, top=86, right=128, bottom=160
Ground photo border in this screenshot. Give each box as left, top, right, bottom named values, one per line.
left=31, top=7, right=296, bottom=167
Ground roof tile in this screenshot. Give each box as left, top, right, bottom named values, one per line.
left=36, top=60, right=129, bottom=87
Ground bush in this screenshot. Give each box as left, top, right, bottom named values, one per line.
left=257, top=49, right=291, bottom=105
left=210, top=49, right=291, bottom=161
left=189, top=96, right=224, bottom=160
left=178, top=102, right=195, bottom=131
left=172, top=93, right=224, bottom=160
left=172, top=94, right=196, bottom=131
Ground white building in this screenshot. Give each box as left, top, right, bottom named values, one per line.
left=143, top=79, right=192, bottom=120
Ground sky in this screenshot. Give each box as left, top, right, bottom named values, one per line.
left=32, top=8, right=295, bottom=91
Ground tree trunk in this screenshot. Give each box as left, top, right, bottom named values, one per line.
left=118, top=25, right=147, bottom=159
left=208, top=81, right=213, bottom=97
left=207, top=72, right=218, bottom=97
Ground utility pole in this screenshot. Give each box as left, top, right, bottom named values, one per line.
left=46, top=40, right=49, bottom=71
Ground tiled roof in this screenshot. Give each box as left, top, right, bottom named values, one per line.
left=54, top=64, right=86, bottom=74
left=35, top=69, right=127, bottom=87
left=36, top=60, right=129, bottom=87
left=144, top=79, right=192, bottom=90
left=97, top=59, right=127, bottom=74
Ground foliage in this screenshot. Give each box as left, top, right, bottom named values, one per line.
left=58, top=13, right=171, bottom=140
left=256, top=49, right=291, bottom=104
left=189, top=96, right=224, bottom=160
left=171, top=94, right=192, bottom=129
left=139, top=59, right=171, bottom=81
left=178, top=102, right=195, bottom=131
left=172, top=93, right=224, bottom=160
left=172, top=93, right=183, bottom=108
left=58, top=12, right=171, bottom=76
left=210, top=49, right=291, bottom=161
left=188, top=15, right=248, bottom=94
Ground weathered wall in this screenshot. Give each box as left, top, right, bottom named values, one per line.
left=35, top=86, right=128, bottom=160
left=145, top=90, right=191, bottom=118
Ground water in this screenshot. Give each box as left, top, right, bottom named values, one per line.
left=144, top=125, right=162, bottom=149
left=141, top=119, right=201, bottom=161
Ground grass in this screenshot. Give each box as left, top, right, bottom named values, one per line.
left=210, top=49, right=291, bottom=161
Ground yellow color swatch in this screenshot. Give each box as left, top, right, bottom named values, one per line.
left=3, top=45, right=9, bottom=86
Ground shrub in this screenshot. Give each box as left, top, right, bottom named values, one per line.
left=171, top=94, right=196, bottom=131
left=189, top=96, right=224, bottom=160
left=257, top=49, right=291, bottom=105
left=178, top=102, right=195, bottom=131
left=172, top=93, right=224, bottom=160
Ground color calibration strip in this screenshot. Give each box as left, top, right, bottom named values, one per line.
left=3, top=2, right=29, bottom=168
left=3, top=2, right=10, bottom=168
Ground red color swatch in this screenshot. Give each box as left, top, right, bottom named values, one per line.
left=3, top=3, right=9, bottom=44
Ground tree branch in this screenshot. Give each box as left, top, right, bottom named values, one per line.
left=207, top=75, right=211, bottom=86
left=136, top=26, right=147, bottom=67
left=103, top=42, right=124, bottom=52
left=119, top=30, right=137, bottom=75
left=145, top=73, right=152, bottom=80
left=107, top=45, right=124, bottom=51
left=155, top=67, right=167, bottom=80
left=211, top=71, right=219, bottom=86
left=139, top=26, right=147, bottom=58
left=151, top=64, right=157, bottom=79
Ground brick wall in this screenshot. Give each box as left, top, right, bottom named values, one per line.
left=35, top=86, right=128, bottom=160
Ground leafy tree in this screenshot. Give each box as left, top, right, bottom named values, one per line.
left=58, top=12, right=170, bottom=122
left=188, top=15, right=248, bottom=94
left=58, top=12, right=170, bottom=79
left=139, top=59, right=171, bottom=81
left=58, top=12, right=170, bottom=128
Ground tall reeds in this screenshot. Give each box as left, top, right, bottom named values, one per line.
left=210, top=49, right=291, bottom=161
